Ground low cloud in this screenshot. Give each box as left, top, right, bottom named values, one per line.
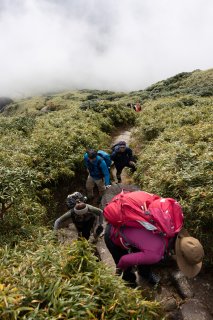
left=0, top=0, right=213, bottom=97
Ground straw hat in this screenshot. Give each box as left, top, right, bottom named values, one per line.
left=175, top=228, right=204, bottom=278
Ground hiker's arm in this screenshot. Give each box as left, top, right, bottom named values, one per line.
left=117, top=251, right=163, bottom=270
left=127, top=148, right=134, bottom=162
left=87, top=204, right=103, bottom=225
left=54, top=210, right=73, bottom=230
left=100, top=160, right=111, bottom=185
left=84, top=155, right=89, bottom=168
left=110, top=150, right=118, bottom=161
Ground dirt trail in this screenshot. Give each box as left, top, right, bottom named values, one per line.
left=57, top=127, right=213, bottom=320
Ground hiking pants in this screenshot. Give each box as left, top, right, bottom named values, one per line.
left=86, top=175, right=106, bottom=197
left=104, top=224, right=137, bottom=286
left=115, top=163, right=136, bottom=182
left=104, top=224, right=152, bottom=285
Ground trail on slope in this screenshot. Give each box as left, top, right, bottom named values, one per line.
left=56, top=126, right=213, bottom=320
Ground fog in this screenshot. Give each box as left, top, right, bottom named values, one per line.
left=0, top=0, right=213, bottom=97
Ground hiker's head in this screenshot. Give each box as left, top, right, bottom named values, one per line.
left=118, top=141, right=126, bottom=152
left=87, top=149, right=97, bottom=161
left=74, top=202, right=89, bottom=219
left=66, top=192, right=86, bottom=209
left=175, top=229, right=204, bottom=278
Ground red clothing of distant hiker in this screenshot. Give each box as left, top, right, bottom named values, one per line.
left=134, top=103, right=141, bottom=112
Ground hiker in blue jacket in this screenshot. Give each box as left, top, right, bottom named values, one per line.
left=84, top=149, right=111, bottom=199
left=111, top=141, right=136, bottom=183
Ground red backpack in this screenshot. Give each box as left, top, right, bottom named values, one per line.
left=103, top=190, right=184, bottom=238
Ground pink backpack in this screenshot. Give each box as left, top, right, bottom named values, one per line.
left=103, top=190, right=184, bottom=238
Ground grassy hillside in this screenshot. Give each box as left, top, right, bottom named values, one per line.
left=0, top=91, right=136, bottom=242
left=130, top=68, right=213, bottom=101
left=130, top=70, right=213, bottom=265
left=0, top=68, right=212, bottom=318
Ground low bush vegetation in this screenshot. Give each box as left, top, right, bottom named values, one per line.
left=0, top=92, right=136, bottom=244
left=132, top=95, right=213, bottom=264
left=0, top=232, right=162, bottom=319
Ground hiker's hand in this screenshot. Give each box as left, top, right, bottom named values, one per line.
left=129, top=161, right=136, bottom=166
left=95, top=225, right=104, bottom=237
left=89, top=235, right=98, bottom=244
left=105, top=185, right=111, bottom=189
left=115, top=267, right=122, bottom=276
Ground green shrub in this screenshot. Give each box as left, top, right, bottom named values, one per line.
left=0, top=234, right=163, bottom=319
left=133, top=97, right=213, bottom=265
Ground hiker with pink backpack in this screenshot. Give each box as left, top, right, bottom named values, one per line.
left=103, top=187, right=204, bottom=287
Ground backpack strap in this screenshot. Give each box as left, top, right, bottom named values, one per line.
left=164, top=235, right=177, bottom=258
left=117, top=226, right=138, bottom=252
left=97, top=158, right=104, bottom=177
left=86, top=157, right=103, bottom=175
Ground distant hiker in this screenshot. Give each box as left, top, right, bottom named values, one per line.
left=134, top=102, right=141, bottom=112
left=126, top=103, right=134, bottom=109
left=54, top=196, right=104, bottom=241
left=103, top=188, right=204, bottom=287
left=111, top=141, right=136, bottom=183
left=84, top=149, right=111, bottom=200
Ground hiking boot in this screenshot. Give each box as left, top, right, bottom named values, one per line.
left=138, top=269, right=160, bottom=286
left=117, top=177, right=121, bottom=183
left=147, top=272, right=161, bottom=285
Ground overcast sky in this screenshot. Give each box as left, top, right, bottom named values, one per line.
left=0, top=0, right=213, bottom=98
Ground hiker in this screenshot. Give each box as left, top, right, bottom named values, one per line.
left=126, top=103, right=134, bottom=110
left=104, top=224, right=204, bottom=287
left=102, top=187, right=204, bottom=287
left=134, top=102, right=141, bottom=112
left=54, top=200, right=104, bottom=241
left=110, top=141, right=136, bottom=183
left=84, top=149, right=111, bottom=199
left=54, top=191, right=87, bottom=230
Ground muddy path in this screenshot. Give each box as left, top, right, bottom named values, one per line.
left=56, top=126, right=213, bottom=319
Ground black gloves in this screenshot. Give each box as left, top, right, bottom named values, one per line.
left=95, top=225, right=104, bottom=237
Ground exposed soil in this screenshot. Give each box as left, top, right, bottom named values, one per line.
left=56, top=127, right=213, bottom=319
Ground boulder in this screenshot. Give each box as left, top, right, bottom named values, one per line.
left=0, top=97, right=13, bottom=112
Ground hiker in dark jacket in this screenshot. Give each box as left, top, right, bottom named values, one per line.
left=84, top=149, right=111, bottom=199
left=54, top=200, right=104, bottom=240
left=111, top=141, right=136, bottom=183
